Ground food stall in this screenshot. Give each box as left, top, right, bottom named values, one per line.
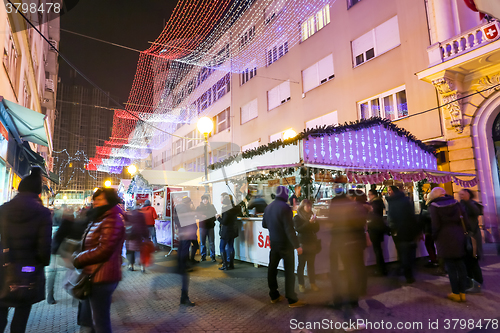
left=207, top=118, right=478, bottom=271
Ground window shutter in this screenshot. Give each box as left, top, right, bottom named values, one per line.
left=375, top=16, right=400, bottom=55
left=352, top=30, right=374, bottom=64
left=249, top=99, right=258, bottom=121
left=268, top=85, right=280, bottom=110
left=279, top=81, right=291, bottom=103
left=302, top=64, right=319, bottom=93
left=318, top=54, right=334, bottom=83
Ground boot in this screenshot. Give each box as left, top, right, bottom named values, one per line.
left=460, top=293, right=466, bottom=302
left=298, top=284, right=306, bottom=293
left=465, top=279, right=482, bottom=294
left=219, top=253, right=227, bottom=270
left=180, top=295, right=195, bottom=306
left=447, top=293, right=461, bottom=302
left=47, top=294, right=56, bottom=305
left=227, top=252, right=234, bottom=270
left=310, top=283, right=320, bottom=292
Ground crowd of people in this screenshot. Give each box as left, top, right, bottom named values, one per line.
left=0, top=166, right=487, bottom=333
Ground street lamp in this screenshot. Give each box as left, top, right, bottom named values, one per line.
left=283, top=128, right=297, bottom=140
left=104, top=180, right=112, bottom=188
left=93, top=187, right=99, bottom=193
left=63, top=195, right=67, bottom=200
left=127, top=165, right=137, bottom=175
left=197, top=116, right=214, bottom=193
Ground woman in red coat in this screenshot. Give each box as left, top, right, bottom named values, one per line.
left=74, top=188, right=125, bottom=333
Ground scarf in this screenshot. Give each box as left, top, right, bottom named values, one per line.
left=297, top=207, right=313, bottom=223
left=86, top=204, right=115, bottom=222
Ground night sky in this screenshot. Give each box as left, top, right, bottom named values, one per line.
left=58, top=0, right=180, bottom=105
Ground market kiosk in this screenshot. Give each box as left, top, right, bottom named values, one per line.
left=207, top=118, right=478, bottom=272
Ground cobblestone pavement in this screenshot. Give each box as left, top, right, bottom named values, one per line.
left=7, top=244, right=500, bottom=333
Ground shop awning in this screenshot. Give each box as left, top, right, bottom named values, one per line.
left=139, top=170, right=205, bottom=186
left=22, top=142, right=59, bottom=184
left=0, top=97, right=52, bottom=149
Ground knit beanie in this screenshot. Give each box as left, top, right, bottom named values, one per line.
left=18, top=167, right=43, bottom=194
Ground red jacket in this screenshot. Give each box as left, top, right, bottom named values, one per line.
left=74, top=205, right=125, bottom=284
left=141, top=205, right=158, bottom=226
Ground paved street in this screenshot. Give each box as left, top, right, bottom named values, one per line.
left=9, top=244, right=500, bottom=333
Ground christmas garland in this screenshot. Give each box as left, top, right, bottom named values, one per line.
left=208, top=117, right=436, bottom=170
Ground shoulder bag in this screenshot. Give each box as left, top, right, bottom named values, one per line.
left=63, top=221, right=104, bottom=300
left=0, top=215, right=42, bottom=305
left=459, top=205, right=477, bottom=258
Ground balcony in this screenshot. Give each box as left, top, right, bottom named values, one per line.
left=427, top=20, right=500, bottom=66
left=45, top=78, right=54, bottom=92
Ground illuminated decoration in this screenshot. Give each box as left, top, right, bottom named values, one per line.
left=104, top=180, right=112, bottom=188
left=197, top=116, right=214, bottom=135
left=283, top=128, right=297, bottom=140
left=90, top=0, right=334, bottom=172
left=93, top=187, right=99, bottom=192
left=127, top=165, right=138, bottom=175
left=346, top=171, right=477, bottom=188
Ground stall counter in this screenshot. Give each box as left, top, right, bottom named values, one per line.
left=214, top=216, right=428, bottom=274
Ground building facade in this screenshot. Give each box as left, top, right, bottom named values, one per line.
left=53, top=83, right=124, bottom=198
left=0, top=6, right=59, bottom=204
left=150, top=0, right=441, bottom=177
left=417, top=0, right=500, bottom=228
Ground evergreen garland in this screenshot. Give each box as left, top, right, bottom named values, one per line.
left=209, top=117, right=436, bottom=171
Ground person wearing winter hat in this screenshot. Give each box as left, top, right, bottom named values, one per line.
left=263, top=186, right=305, bottom=308
left=196, top=194, right=217, bottom=262
left=0, top=167, right=52, bottom=333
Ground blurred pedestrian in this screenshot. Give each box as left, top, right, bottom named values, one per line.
left=420, top=193, right=439, bottom=268
left=218, top=195, right=238, bottom=270
left=293, top=199, right=320, bottom=292
left=0, top=167, right=52, bottom=333
left=173, top=196, right=197, bottom=306
left=263, top=186, right=305, bottom=308
left=367, top=189, right=388, bottom=276
left=387, top=186, right=419, bottom=283
left=140, top=200, right=158, bottom=248
left=73, top=188, right=125, bottom=332
left=428, top=187, right=470, bottom=302
left=125, top=207, right=149, bottom=272
left=328, top=187, right=367, bottom=327
left=248, top=194, right=268, bottom=215
left=459, top=189, right=483, bottom=293
left=196, top=194, right=217, bottom=262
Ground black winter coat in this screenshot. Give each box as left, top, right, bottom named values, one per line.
left=263, top=197, right=299, bottom=249
left=293, top=213, right=319, bottom=247
left=429, top=196, right=470, bottom=259
left=196, top=203, right=217, bottom=229
left=387, top=192, right=419, bottom=242
left=218, top=204, right=238, bottom=240
left=0, top=193, right=52, bottom=306
left=461, top=199, right=483, bottom=258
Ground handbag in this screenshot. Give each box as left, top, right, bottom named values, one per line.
left=0, top=217, right=42, bottom=305
left=459, top=207, right=477, bottom=258
left=64, top=264, right=104, bottom=300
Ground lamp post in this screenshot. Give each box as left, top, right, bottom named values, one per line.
left=197, top=116, right=214, bottom=194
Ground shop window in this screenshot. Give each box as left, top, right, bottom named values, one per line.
left=302, top=54, right=334, bottom=93
left=358, top=86, right=407, bottom=121
left=352, top=16, right=400, bottom=67
left=268, top=81, right=291, bottom=111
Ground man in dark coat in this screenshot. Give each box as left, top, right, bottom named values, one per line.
left=387, top=186, right=419, bottom=283
left=262, top=186, right=305, bottom=308
left=196, top=194, right=217, bottom=262
left=0, top=167, right=52, bottom=333
left=173, top=196, right=197, bottom=306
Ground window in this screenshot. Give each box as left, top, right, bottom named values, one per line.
left=173, top=140, right=183, bottom=155
left=185, top=130, right=201, bottom=150
left=214, top=108, right=230, bottom=133
left=268, top=81, right=291, bottom=110
left=267, top=40, right=288, bottom=66
left=302, top=54, right=334, bottom=93
left=241, top=60, right=257, bottom=85
left=241, top=99, right=258, bottom=124
left=23, top=78, right=31, bottom=108
left=301, top=4, right=330, bottom=41
left=212, top=143, right=231, bottom=163
left=347, top=0, right=362, bottom=9
left=358, top=86, right=408, bottom=121
left=352, top=16, right=400, bottom=66
left=265, top=0, right=286, bottom=24
left=269, top=131, right=284, bottom=143
left=3, top=22, right=19, bottom=88
left=306, top=111, right=338, bottom=129
left=240, top=26, right=255, bottom=49
left=241, top=140, right=259, bottom=152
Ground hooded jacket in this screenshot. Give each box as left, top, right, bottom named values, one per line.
left=141, top=205, right=158, bottom=226
left=0, top=193, right=52, bottom=306
left=429, top=195, right=470, bottom=259
left=262, top=186, right=299, bottom=249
